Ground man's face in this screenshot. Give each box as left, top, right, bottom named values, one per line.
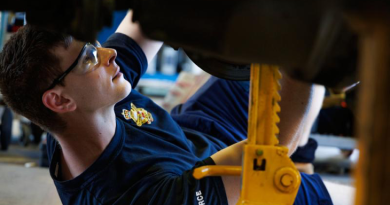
left=54, top=39, right=131, bottom=112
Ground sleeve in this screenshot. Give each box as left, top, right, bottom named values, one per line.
left=171, top=77, right=250, bottom=146
left=294, top=173, right=334, bottom=205
left=290, top=138, right=318, bottom=163
left=103, top=33, right=148, bottom=88
left=116, top=157, right=229, bottom=205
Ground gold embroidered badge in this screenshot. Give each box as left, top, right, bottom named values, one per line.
left=122, top=103, right=154, bottom=127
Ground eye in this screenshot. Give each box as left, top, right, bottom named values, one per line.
left=83, top=47, right=98, bottom=65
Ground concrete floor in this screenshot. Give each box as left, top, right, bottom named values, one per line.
left=0, top=140, right=61, bottom=205
left=0, top=164, right=61, bottom=205
left=0, top=144, right=40, bottom=166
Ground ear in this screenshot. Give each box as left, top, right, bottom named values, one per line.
left=42, top=89, right=77, bottom=113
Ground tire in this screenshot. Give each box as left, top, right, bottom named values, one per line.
left=185, top=51, right=251, bottom=81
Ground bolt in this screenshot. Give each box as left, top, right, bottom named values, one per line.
left=256, top=149, right=263, bottom=156
left=277, top=149, right=287, bottom=156
left=281, top=174, right=294, bottom=187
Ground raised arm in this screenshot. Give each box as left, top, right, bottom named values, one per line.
left=116, top=10, right=163, bottom=63
left=211, top=74, right=326, bottom=204
left=278, top=76, right=325, bottom=154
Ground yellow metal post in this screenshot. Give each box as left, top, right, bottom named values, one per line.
left=247, top=64, right=280, bottom=146
left=237, top=64, right=300, bottom=205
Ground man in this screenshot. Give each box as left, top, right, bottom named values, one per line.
left=0, top=11, right=333, bottom=204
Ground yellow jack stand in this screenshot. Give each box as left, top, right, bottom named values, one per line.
left=193, top=64, right=301, bottom=205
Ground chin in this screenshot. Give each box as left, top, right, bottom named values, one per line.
left=118, top=81, right=132, bottom=99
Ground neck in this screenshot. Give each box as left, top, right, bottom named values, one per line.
left=54, top=107, right=117, bottom=180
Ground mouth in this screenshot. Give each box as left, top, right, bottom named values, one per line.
left=113, top=67, right=121, bottom=80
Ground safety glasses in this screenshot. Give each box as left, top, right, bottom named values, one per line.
left=46, top=41, right=101, bottom=90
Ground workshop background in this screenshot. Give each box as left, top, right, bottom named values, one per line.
left=0, top=11, right=356, bottom=205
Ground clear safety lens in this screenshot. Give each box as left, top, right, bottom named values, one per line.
left=73, top=42, right=99, bottom=74
left=94, top=41, right=102, bottom=48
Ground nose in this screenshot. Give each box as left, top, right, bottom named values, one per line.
left=99, top=47, right=117, bottom=66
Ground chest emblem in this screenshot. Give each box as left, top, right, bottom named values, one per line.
left=122, top=103, right=154, bottom=126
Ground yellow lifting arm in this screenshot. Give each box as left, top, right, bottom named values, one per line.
left=193, top=64, right=301, bottom=205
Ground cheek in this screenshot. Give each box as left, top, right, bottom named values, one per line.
left=93, top=73, right=102, bottom=80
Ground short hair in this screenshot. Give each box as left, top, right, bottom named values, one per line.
left=0, top=24, right=71, bottom=133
